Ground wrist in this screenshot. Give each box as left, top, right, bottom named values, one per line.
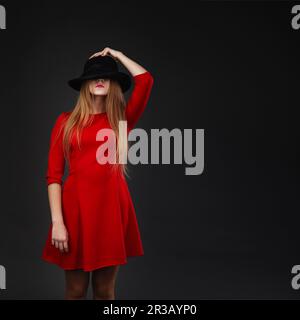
left=116, top=51, right=124, bottom=60
left=52, top=219, right=64, bottom=225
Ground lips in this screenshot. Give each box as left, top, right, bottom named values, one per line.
left=96, top=84, right=104, bottom=88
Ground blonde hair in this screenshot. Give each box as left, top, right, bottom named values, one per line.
left=62, top=79, right=130, bottom=178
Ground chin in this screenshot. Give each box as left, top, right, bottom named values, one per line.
left=92, top=91, right=107, bottom=96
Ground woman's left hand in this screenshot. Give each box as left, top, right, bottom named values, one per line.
left=89, top=47, right=122, bottom=61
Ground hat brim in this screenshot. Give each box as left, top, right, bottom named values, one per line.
left=68, top=71, right=131, bottom=92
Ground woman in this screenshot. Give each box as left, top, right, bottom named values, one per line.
left=42, top=47, right=154, bottom=300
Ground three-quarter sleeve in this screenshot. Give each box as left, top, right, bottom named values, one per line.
left=125, top=71, right=154, bottom=131
left=45, top=112, right=67, bottom=186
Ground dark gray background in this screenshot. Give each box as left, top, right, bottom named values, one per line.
left=0, top=0, right=300, bottom=299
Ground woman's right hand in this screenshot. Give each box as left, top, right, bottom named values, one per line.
left=51, top=221, right=69, bottom=253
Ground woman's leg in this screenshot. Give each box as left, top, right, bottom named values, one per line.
left=64, top=269, right=90, bottom=300
left=91, top=265, right=120, bottom=300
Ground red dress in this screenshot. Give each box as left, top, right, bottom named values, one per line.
left=42, top=71, right=154, bottom=271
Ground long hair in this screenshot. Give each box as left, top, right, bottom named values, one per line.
left=62, top=79, right=130, bottom=178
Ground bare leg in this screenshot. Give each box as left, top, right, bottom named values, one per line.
left=64, top=269, right=90, bottom=300
left=91, top=265, right=120, bottom=300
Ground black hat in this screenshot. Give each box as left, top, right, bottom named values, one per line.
left=68, top=55, right=131, bottom=92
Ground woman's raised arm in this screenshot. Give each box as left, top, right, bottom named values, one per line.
left=89, top=48, right=154, bottom=130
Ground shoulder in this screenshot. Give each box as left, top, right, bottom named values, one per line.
left=61, top=110, right=72, bottom=118
left=63, top=110, right=72, bottom=117
left=56, top=110, right=71, bottom=122
left=51, top=111, right=71, bottom=131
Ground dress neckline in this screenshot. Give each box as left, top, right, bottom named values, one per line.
left=89, top=112, right=107, bottom=116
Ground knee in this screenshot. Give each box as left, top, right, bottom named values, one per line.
left=92, top=283, right=115, bottom=300
left=65, top=283, right=89, bottom=300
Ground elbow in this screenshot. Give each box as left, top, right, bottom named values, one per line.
left=146, top=71, right=154, bottom=86
left=46, top=175, right=63, bottom=186
left=133, top=71, right=154, bottom=87
left=46, top=163, right=65, bottom=186
left=142, top=71, right=154, bottom=93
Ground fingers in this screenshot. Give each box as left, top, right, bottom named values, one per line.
left=51, top=238, right=69, bottom=253
left=89, top=53, right=98, bottom=59
left=63, top=240, right=69, bottom=253
left=89, top=47, right=114, bottom=60
left=90, top=52, right=104, bottom=59
left=59, top=242, right=64, bottom=252
left=89, top=50, right=104, bottom=59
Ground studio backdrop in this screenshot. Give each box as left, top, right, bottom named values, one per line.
left=0, top=0, right=299, bottom=299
